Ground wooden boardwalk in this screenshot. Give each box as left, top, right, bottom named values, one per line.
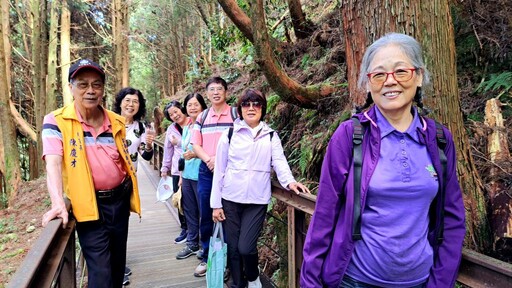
left=125, top=161, right=206, bottom=288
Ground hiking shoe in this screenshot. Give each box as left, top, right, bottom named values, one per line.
left=124, top=266, right=132, bottom=276
left=194, top=261, right=207, bottom=277
left=176, top=245, right=199, bottom=259
left=174, top=229, right=187, bottom=244
left=123, top=274, right=130, bottom=286
left=196, top=249, right=204, bottom=260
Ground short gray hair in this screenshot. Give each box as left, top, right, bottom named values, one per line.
left=357, top=33, right=430, bottom=90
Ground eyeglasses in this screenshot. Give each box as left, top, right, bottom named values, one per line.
left=207, top=86, right=225, bottom=92
left=367, top=68, right=417, bottom=85
left=73, top=81, right=104, bottom=90
left=241, top=101, right=262, bottom=109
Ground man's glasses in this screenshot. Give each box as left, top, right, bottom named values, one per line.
left=367, top=68, right=417, bottom=85
left=207, top=87, right=225, bottom=92
left=73, top=81, right=104, bottom=90
left=241, top=101, right=262, bottom=109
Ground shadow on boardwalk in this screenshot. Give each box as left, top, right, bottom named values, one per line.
left=126, top=161, right=206, bottom=288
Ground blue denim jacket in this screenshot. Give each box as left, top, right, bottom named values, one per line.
left=300, top=106, right=465, bottom=288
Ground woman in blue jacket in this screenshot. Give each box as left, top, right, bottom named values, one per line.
left=300, top=33, right=465, bottom=288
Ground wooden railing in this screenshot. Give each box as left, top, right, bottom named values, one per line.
left=7, top=202, right=78, bottom=288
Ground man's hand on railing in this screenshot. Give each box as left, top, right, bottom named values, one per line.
left=42, top=201, right=69, bottom=228
left=288, top=182, right=311, bottom=195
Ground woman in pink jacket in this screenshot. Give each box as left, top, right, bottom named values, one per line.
left=211, top=88, right=309, bottom=288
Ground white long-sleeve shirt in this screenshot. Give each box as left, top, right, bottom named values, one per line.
left=210, top=119, right=296, bottom=208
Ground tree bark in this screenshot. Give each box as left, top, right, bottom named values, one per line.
left=341, top=0, right=491, bottom=252
left=287, top=0, right=314, bottom=39
left=60, top=0, right=72, bottom=105
left=247, top=0, right=334, bottom=108
left=484, top=98, right=511, bottom=256
left=0, top=1, right=21, bottom=203
left=31, top=0, right=46, bottom=179
left=47, top=0, right=59, bottom=112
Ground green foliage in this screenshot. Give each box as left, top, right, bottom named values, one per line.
left=476, top=71, right=512, bottom=99
left=299, top=143, right=313, bottom=175
left=467, top=112, right=484, bottom=122
left=0, top=249, right=24, bottom=260
left=300, top=54, right=311, bottom=69
left=266, top=94, right=281, bottom=114
left=0, top=216, right=16, bottom=234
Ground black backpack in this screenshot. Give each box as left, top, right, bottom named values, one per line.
left=351, top=117, right=447, bottom=244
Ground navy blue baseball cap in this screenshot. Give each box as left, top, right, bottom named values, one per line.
left=68, top=59, right=105, bottom=82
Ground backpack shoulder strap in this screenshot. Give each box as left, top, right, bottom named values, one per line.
left=351, top=117, right=364, bottom=241
left=230, top=106, right=238, bottom=121
left=435, top=121, right=447, bottom=244
left=200, top=108, right=210, bottom=132
left=138, top=121, right=145, bottom=135
left=227, top=127, right=234, bottom=144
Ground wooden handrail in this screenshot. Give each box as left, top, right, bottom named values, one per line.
left=7, top=218, right=77, bottom=288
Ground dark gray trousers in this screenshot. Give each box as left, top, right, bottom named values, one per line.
left=222, top=199, right=267, bottom=288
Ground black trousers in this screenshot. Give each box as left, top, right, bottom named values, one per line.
left=222, top=199, right=267, bottom=288
left=76, top=186, right=131, bottom=288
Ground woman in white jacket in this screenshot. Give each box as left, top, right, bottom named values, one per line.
left=211, top=88, right=309, bottom=288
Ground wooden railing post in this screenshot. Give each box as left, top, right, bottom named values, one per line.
left=287, top=206, right=296, bottom=288
left=58, top=226, right=76, bottom=288
left=288, top=207, right=306, bottom=288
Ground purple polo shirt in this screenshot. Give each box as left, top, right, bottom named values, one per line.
left=345, top=108, right=439, bottom=287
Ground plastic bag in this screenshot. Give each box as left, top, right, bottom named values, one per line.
left=206, top=222, right=227, bottom=288
left=156, top=177, right=173, bottom=202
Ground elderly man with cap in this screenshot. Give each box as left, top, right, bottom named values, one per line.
left=41, top=59, right=141, bottom=288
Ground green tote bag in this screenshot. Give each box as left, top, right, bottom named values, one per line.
left=206, top=222, right=227, bottom=288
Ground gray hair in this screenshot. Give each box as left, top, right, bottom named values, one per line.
left=357, top=33, right=431, bottom=90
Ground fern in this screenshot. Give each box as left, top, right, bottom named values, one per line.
left=476, top=71, right=512, bottom=98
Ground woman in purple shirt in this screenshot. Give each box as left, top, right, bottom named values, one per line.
left=211, top=89, right=310, bottom=288
left=300, top=33, right=465, bottom=288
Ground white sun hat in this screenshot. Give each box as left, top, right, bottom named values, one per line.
left=156, top=177, right=174, bottom=202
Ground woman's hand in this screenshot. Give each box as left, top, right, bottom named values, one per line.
left=145, top=133, right=155, bottom=147
left=161, top=172, right=168, bottom=178
left=212, top=208, right=225, bottom=223
left=183, top=149, right=196, bottom=160
left=288, top=182, right=311, bottom=195
left=170, top=135, right=179, bottom=146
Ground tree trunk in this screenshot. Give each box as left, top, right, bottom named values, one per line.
left=484, top=98, right=511, bottom=257
left=341, top=0, right=491, bottom=252
left=60, top=0, right=72, bottom=105
left=121, top=1, right=129, bottom=88
left=247, top=0, right=334, bottom=108
left=0, top=1, right=21, bottom=203
left=287, top=0, right=314, bottom=39
left=47, top=0, right=59, bottom=112
left=112, top=0, right=124, bottom=92
left=31, top=0, right=46, bottom=179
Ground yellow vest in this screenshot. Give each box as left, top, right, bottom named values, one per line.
left=53, top=103, right=141, bottom=222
